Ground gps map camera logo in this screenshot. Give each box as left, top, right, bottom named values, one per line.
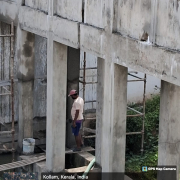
left=142, top=166, right=147, bottom=172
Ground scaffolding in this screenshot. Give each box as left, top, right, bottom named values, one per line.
left=80, top=52, right=146, bottom=153
left=0, top=22, right=15, bottom=161
left=126, top=73, right=146, bottom=154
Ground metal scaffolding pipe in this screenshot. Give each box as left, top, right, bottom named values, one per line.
left=141, top=74, right=146, bottom=154
left=79, top=80, right=97, bottom=84
left=127, top=114, right=144, bottom=117
left=128, top=73, right=144, bottom=80
left=0, top=131, right=12, bottom=135
left=127, top=106, right=143, bottom=115
left=82, top=52, right=86, bottom=144
left=80, top=67, right=97, bottom=70
left=126, top=132, right=142, bottom=135
left=128, top=79, right=145, bottom=82
left=85, top=117, right=96, bottom=120
left=0, top=34, right=13, bottom=37
left=0, top=93, right=11, bottom=96
left=83, top=135, right=96, bottom=139
left=84, top=100, right=96, bottom=103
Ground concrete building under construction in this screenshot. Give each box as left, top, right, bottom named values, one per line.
left=0, top=0, right=180, bottom=180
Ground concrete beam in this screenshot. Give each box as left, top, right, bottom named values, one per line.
left=18, top=6, right=80, bottom=48
left=80, top=24, right=105, bottom=58
left=80, top=24, right=180, bottom=86
left=19, top=6, right=48, bottom=38
left=51, top=16, right=80, bottom=48
left=46, top=38, right=67, bottom=172
left=158, top=81, right=180, bottom=180
left=17, top=28, right=35, bottom=152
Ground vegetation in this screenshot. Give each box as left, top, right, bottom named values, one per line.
left=84, top=95, right=160, bottom=180
left=125, top=95, right=160, bottom=180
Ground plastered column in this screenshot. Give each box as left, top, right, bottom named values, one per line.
left=158, top=80, right=180, bottom=180
left=95, top=57, right=105, bottom=166
left=96, top=58, right=127, bottom=179
left=46, top=0, right=67, bottom=172
left=17, top=27, right=35, bottom=152
left=46, top=37, right=67, bottom=172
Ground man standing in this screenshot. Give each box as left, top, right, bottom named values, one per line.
left=68, top=89, right=84, bottom=152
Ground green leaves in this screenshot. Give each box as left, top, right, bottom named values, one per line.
left=125, top=95, right=160, bottom=180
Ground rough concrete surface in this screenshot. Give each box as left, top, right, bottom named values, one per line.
left=0, top=0, right=180, bottom=85
left=1, top=0, right=180, bottom=179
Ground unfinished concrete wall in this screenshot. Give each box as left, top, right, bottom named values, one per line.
left=25, top=0, right=48, bottom=13
left=84, top=0, right=105, bottom=28
left=7, top=0, right=17, bottom=2
left=113, top=0, right=151, bottom=40
left=0, top=22, right=18, bottom=124
left=55, top=0, right=82, bottom=22
left=34, top=35, right=47, bottom=118
left=0, top=23, right=47, bottom=125
left=156, top=0, right=180, bottom=49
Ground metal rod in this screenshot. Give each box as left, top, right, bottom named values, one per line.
left=128, top=71, right=138, bottom=74
left=0, top=35, right=13, bottom=37
left=126, top=132, right=142, bottom=135
left=3, top=86, right=11, bottom=92
left=83, top=135, right=96, bottom=138
left=141, top=74, right=146, bottom=155
left=128, top=79, right=145, bottom=82
left=82, top=52, right=86, bottom=145
left=0, top=131, right=12, bottom=135
left=85, top=117, right=96, bottom=120
left=0, top=93, right=11, bottom=96
left=80, top=67, right=97, bottom=70
left=0, top=149, right=13, bottom=152
left=128, top=73, right=144, bottom=80
left=127, top=106, right=143, bottom=115
left=84, top=100, right=96, bottom=103
left=127, top=114, right=144, bottom=117
left=85, top=82, right=97, bottom=84
left=10, top=22, right=15, bottom=162
left=79, top=80, right=97, bottom=84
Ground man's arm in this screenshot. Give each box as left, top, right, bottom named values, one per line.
left=73, top=110, right=79, bottom=127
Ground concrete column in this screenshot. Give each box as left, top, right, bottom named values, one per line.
left=158, top=81, right=180, bottom=180
left=48, top=0, right=56, bottom=16
left=95, top=57, right=105, bottom=166
left=66, top=47, right=80, bottom=148
left=17, top=27, right=35, bottom=152
left=96, top=59, right=127, bottom=177
left=46, top=37, right=67, bottom=172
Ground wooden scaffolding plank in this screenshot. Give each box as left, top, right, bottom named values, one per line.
left=0, top=155, right=46, bottom=172
left=0, top=146, right=95, bottom=172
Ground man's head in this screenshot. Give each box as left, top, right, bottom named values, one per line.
left=68, top=89, right=78, bottom=99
